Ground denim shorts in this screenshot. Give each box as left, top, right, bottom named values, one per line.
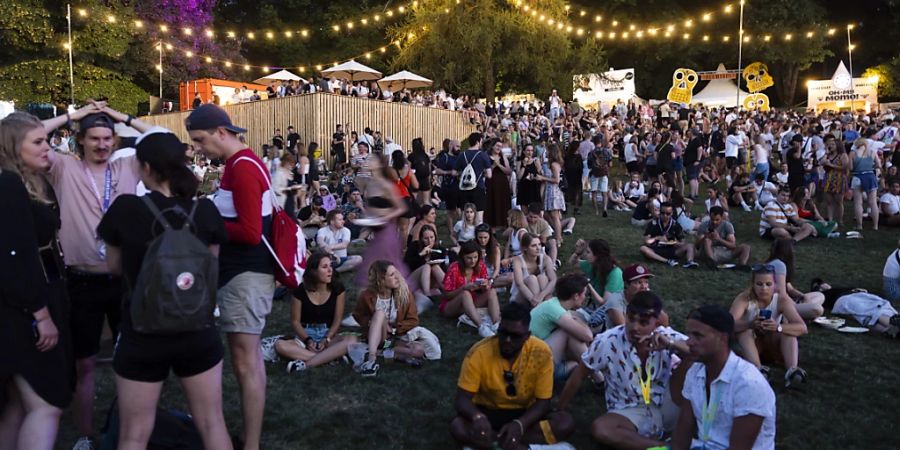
left=302, top=323, right=329, bottom=343
left=852, top=172, right=877, bottom=192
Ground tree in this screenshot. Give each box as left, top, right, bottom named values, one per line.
left=388, top=0, right=606, bottom=102
left=864, top=62, right=900, bottom=102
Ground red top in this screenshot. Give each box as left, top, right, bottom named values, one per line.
left=217, top=149, right=271, bottom=244
left=442, top=260, right=488, bottom=293
left=394, top=172, right=413, bottom=198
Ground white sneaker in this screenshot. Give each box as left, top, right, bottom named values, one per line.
left=341, top=314, right=360, bottom=327
left=529, top=443, right=577, bottom=450
left=478, top=322, right=496, bottom=338
left=491, top=322, right=499, bottom=333
left=458, top=314, right=478, bottom=328
left=741, top=203, right=752, bottom=212
left=72, top=437, right=94, bottom=450
left=286, top=360, right=307, bottom=373
left=260, top=336, right=281, bottom=363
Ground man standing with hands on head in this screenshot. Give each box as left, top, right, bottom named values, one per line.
left=187, top=104, right=275, bottom=450
left=41, top=101, right=153, bottom=450
left=673, top=305, right=776, bottom=450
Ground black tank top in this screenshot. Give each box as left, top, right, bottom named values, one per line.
left=292, top=282, right=345, bottom=325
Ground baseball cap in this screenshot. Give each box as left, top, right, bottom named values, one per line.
left=622, top=263, right=654, bottom=283
left=135, top=131, right=183, bottom=159
left=688, top=304, right=735, bottom=335
left=627, top=291, right=663, bottom=317
left=791, top=134, right=804, bottom=143
left=80, top=113, right=115, bottom=132
left=185, top=104, right=246, bottom=134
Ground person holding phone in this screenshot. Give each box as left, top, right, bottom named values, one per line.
left=441, top=241, right=501, bottom=338
left=729, top=264, right=809, bottom=388
left=404, top=225, right=447, bottom=312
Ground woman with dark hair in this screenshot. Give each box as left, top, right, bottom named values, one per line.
left=404, top=224, right=447, bottom=312
left=563, top=140, right=584, bottom=214
left=408, top=137, right=433, bottom=208
left=791, top=186, right=837, bottom=238
left=569, top=238, right=623, bottom=332
left=485, top=138, right=512, bottom=228
left=474, top=223, right=512, bottom=289
left=765, top=238, right=826, bottom=320
left=515, top=143, right=542, bottom=207
left=295, top=142, right=320, bottom=207
left=0, top=112, right=73, bottom=448
left=409, top=204, right=438, bottom=243
left=96, top=129, right=231, bottom=449
left=440, top=241, right=501, bottom=338
left=537, top=143, right=567, bottom=243
left=268, top=252, right=357, bottom=371
left=391, top=149, right=419, bottom=249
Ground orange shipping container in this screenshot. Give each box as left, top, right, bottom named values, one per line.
left=179, top=78, right=270, bottom=111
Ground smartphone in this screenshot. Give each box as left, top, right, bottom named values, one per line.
left=758, top=310, right=773, bottom=320
left=475, top=278, right=488, bottom=286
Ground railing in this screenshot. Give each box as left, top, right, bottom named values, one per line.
left=141, top=92, right=477, bottom=161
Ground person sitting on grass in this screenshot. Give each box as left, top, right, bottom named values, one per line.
left=266, top=252, right=358, bottom=372
left=476, top=223, right=513, bottom=289
left=609, top=179, right=634, bottom=210
left=727, top=167, right=756, bottom=212
left=511, top=233, right=558, bottom=308
left=729, top=264, right=809, bottom=388
left=441, top=241, right=501, bottom=338
left=752, top=173, right=778, bottom=210
left=409, top=204, right=439, bottom=242
left=672, top=305, right=776, bottom=450
left=808, top=278, right=900, bottom=338
left=525, top=202, right=561, bottom=264
left=696, top=206, right=751, bottom=268
left=316, top=210, right=362, bottom=273
left=603, top=264, right=673, bottom=330
left=528, top=274, right=594, bottom=381
left=640, top=202, right=699, bottom=268
left=450, top=302, right=575, bottom=450
left=765, top=238, right=826, bottom=320
left=879, top=179, right=900, bottom=227
left=352, top=260, right=425, bottom=377
left=758, top=185, right=815, bottom=243
left=452, top=202, right=479, bottom=247
left=791, top=186, right=838, bottom=238
left=403, top=224, right=447, bottom=313
left=704, top=187, right=729, bottom=220
left=630, top=188, right=660, bottom=228
left=569, top=239, right=624, bottom=334
left=504, top=209, right=529, bottom=258
left=557, top=291, right=689, bottom=450
left=624, top=172, right=646, bottom=204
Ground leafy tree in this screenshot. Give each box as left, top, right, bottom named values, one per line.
left=388, top=0, right=606, bottom=101
left=864, top=62, right=900, bottom=101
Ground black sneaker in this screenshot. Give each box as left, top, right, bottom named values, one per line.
left=785, top=367, right=807, bottom=389
left=602, top=210, right=608, bottom=218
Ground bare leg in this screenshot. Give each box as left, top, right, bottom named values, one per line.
left=640, top=246, right=669, bottom=263
left=336, top=255, right=362, bottom=273
left=450, top=416, right=496, bottom=449
left=592, top=413, right=664, bottom=450
left=854, top=189, right=864, bottom=229
left=0, top=381, right=24, bottom=449
left=793, top=223, right=815, bottom=242
left=115, top=376, right=163, bottom=450
left=779, top=335, right=800, bottom=369
left=305, top=335, right=358, bottom=367
left=226, top=332, right=267, bottom=450
left=179, top=362, right=233, bottom=450
left=736, top=329, right=762, bottom=367
left=869, top=189, right=880, bottom=230
left=795, top=292, right=825, bottom=320
left=440, top=291, right=484, bottom=326
left=366, top=310, right=388, bottom=363
left=13, top=375, right=62, bottom=450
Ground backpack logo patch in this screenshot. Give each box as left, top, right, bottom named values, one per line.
left=176, top=272, right=195, bottom=291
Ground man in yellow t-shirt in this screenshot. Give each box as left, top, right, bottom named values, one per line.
left=450, top=303, right=574, bottom=449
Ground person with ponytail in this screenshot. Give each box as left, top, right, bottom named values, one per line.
left=0, top=112, right=71, bottom=449
left=96, top=129, right=232, bottom=449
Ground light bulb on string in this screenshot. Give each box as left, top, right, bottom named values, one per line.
left=160, top=25, right=169, bottom=32
left=285, top=31, right=292, bottom=38
left=702, top=13, right=711, bottom=21
left=183, top=28, right=192, bottom=35
left=205, top=57, right=212, bottom=63
left=206, top=29, right=214, bottom=37
left=134, top=20, right=143, bottom=28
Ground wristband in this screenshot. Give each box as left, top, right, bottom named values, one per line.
left=125, top=114, right=134, bottom=127
left=513, top=419, right=525, bottom=435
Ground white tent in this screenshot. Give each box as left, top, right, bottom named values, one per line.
left=253, top=69, right=304, bottom=85
left=377, top=70, right=433, bottom=91
left=320, top=60, right=382, bottom=82
left=691, top=63, right=750, bottom=108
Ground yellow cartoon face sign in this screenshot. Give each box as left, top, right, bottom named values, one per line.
left=743, top=93, right=770, bottom=111
left=743, top=62, right=774, bottom=93
left=667, top=68, right=698, bottom=104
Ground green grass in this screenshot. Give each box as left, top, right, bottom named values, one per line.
left=58, top=177, right=900, bottom=450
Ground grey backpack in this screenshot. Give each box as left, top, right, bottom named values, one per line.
left=130, top=196, right=218, bottom=335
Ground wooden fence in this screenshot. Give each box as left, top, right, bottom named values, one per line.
left=141, top=93, right=477, bottom=161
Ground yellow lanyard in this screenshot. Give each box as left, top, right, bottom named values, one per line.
left=633, top=358, right=655, bottom=405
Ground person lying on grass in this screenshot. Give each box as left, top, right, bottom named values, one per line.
left=441, top=241, right=501, bottom=338
left=450, top=302, right=575, bottom=450
left=729, top=265, right=809, bottom=389
left=808, top=278, right=900, bottom=339
left=528, top=274, right=593, bottom=381
left=639, top=201, right=699, bottom=268
left=568, top=238, right=624, bottom=334
left=265, top=252, right=359, bottom=372
left=352, top=260, right=426, bottom=377
left=672, top=305, right=776, bottom=450
left=557, top=291, right=689, bottom=450
left=510, top=233, right=557, bottom=307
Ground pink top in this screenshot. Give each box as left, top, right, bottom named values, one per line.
left=48, top=151, right=141, bottom=268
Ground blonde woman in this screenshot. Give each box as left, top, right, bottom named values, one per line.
left=850, top=138, right=882, bottom=231
left=504, top=208, right=529, bottom=258
left=729, top=265, right=809, bottom=388
left=536, top=143, right=566, bottom=244
left=352, top=260, right=424, bottom=376
left=452, top=203, right=478, bottom=247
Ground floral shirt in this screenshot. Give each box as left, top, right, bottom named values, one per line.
left=581, top=325, right=686, bottom=411
left=442, top=261, right=488, bottom=293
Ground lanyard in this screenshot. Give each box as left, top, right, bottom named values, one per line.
left=633, top=358, right=655, bottom=405
left=700, top=383, right=721, bottom=444
left=83, top=163, right=112, bottom=213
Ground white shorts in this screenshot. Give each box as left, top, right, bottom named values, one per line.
left=590, top=176, right=609, bottom=193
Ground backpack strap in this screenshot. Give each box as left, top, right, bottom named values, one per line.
left=141, top=195, right=172, bottom=230
left=234, top=156, right=282, bottom=214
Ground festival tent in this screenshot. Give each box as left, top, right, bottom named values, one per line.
left=691, top=63, right=750, bottom=108
left=253, top=69, right=304, bottom=85
left=377, top=70, right=433, bottom=91
left=321, top=60, right=382, bottom=82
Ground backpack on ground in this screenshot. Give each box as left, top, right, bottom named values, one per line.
left=237, top=157, right=307, bottom=289
left=101, top=397, right=203, bottom=450
left=130, top=196, right=217, bottom=335
left=458, top=151, right=480, bottom=191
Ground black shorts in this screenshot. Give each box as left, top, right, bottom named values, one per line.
left=459, top=187, right=487, bottom=211
left=67, top=270, right=122, bottom=359
left=760, top=228, right=775, bottom=240
left=113, top=328, right=224, bottom=382
left=649, top=243, right=678, bottom=260
left=480, top=407, right=527, bottom=431
left=442, top=186, right=461, bottom=210
left=686, top=163, right=701, bottom=180
left=726, top=156, right=738, bottom=169
left=625, top=161, right=642, bottom=175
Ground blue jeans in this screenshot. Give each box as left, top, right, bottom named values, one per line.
left=753, top=163, right=770, bottom=182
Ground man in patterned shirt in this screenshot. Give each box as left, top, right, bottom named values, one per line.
left=557, top=291, right=689, bottom=450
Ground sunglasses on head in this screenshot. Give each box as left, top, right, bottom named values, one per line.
left=751, top=264, right=775, bottom=273
left=503, top=370, right=517, bottom=397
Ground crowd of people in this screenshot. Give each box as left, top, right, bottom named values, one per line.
left=2, top=88, right=900, bottom=450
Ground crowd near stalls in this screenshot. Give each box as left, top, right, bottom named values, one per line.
left=3, top=87, right=900, bottom=450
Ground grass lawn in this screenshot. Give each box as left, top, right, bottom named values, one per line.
left=59, top=177, right=900, bottom=450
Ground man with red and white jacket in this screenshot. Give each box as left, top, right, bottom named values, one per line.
left=187, top=104, right=273, bottom=450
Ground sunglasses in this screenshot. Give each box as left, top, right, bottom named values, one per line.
left=751, top=264, right=775, bottom=273
left=503, top=370, right=517, bottom=397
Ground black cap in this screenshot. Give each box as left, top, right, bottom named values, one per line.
left=136, top=131, right=183, bottom=159
left=790, top=134, right=804, bottom=143
left=80, top=113, right=115, bottom=133
left=626, top=291, right=663, bottom=317
left=688, top=304, right=735, bottom=335
left=185, top=104, right=246, bottom=134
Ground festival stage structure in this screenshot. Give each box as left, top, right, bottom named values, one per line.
left=141, top=92, right=477, bottom=161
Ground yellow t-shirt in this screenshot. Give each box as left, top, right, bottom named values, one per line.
left=457, top=336, right=554, bottom=410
